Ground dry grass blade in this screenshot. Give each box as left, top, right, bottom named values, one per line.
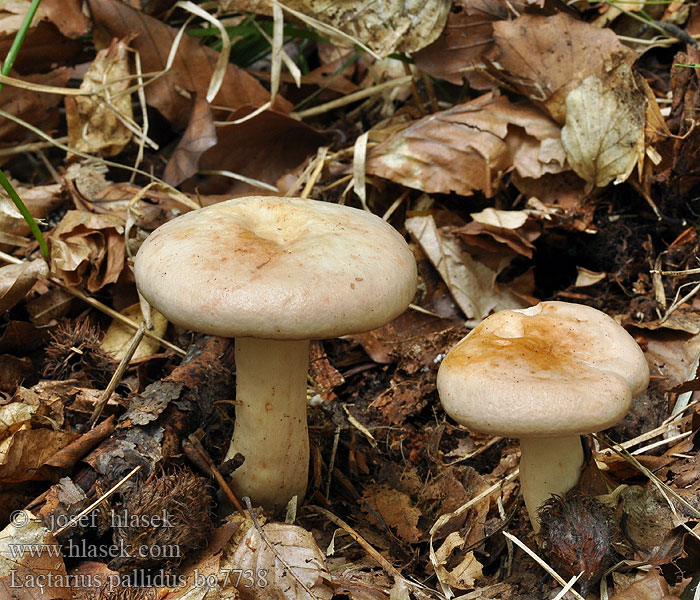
left=174, top=0, right=230, bottom=102
left=502, top=531, right=586, bottom=600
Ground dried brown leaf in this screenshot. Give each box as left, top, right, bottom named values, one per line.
left=491, top=13, right=634, bottom=123
left=414, top=0, right=526, bottom=88
left=561, top=64, right=646, bottom=187
left=366, top=94, right=565, bottom=197
left=455, top=208, right=541, bottom=260
left=0, top=259, right=47, bottom=313
left=361, top=483, right=423, bottom=544
left=163, top=96, right=218, bottom=186
left=0, top=428, right=79, bottom=482
left=406, top=214, right=527, bottom=322
left=65, top=37, right=133, bottom=156
left=193, top=108, right=327, bottom=195
left=87, top=0, right=289, bottom=130
left=0, top=69, right=72, bottom=146
left=609, top=569, right=672, bottom=600
left=0, top=355, right=33, bottom=392
left=49, top=210, right=125, bottom=292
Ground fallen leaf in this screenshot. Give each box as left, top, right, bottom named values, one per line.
left=0, top=512, right=72, bottom=599
left=193, top=108, right=327, bottom=195
left=0, top=427, right=79, bottom=482
left=101, top=303, right=168, bottom=362
left=0, top=259, right=48, bottom=313
left=163, top=96, right=218, bottom=186
left=491, top=13, right=634, bottom=122
left=239, top=0, right=451, bottom=57
left=406, top=214, right=528, bottom=322
left=223, top=522, right=333, bottom=600
left=434, top=532, right=484, bottom=589
left=366, top=94, right=566, bottom=197
left=414, top=0, right=526, bottom=89
left=455, top=207, right=541, bottom=260
left=65, top=37, right=134, bottom=156
left=361, top=483, right=423, bottom=543
left=88, top=0, right=290, bottom=130
left=0, top=355, right=33, bottom=392
left=49, top=210, right=125, bottom=292
left=561, top=64, right=646, bottom=187
left=0, top=69, right=72, bottom=147
left=574, top=266, right=606, bottom=287
left=609, top=569, right=673, bottom=600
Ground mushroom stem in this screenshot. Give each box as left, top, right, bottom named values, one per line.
left=225, top=337, right=310, bottom=510
left=518, top=436, right=584, bottom=532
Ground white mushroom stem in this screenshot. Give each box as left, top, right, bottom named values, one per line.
left=518, top=436, right=584, bottom=532
left=225, top=337, right=310, bottom=510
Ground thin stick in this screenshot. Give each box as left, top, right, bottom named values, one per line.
left=310, top=505, right=403, bottom=581
left=243, top=496, right=320, bottom=599
left=86, top=323, right=147, bottom=430
left=292, top=76, right=413, bottom=119
left=54, top=465, right=141, bottom=536
left=0, top=250, right=185, bottom=356
left=183, top=434, right=245, bottom=516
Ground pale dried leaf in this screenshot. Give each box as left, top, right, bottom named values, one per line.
left=224, top=522, right=333, bottom=600
left=240, top=0, right=451, bottom=57
left=0, top=259, right=47, bottom=313
left=367, top=94, right=564, bottom=197
left=406, top=214, right=527, bottom=322
left=101, top=303, right=168, bottom=362
left=0, top=402, right=37, bottom=435
left=574, top=267, right=606, bottom=287
left=561, top=66, right=645, bottom=187
left=0, top=513, right=72, bottom=599
left=65, top=37, right=133, bottom=156
left=434, top=532, right=483, bottom=590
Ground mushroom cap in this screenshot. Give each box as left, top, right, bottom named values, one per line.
left=134, top=196, right=417, bottom=339
left=437, top=301, right=649, bottom=438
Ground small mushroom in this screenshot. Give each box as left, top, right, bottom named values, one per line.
left=134, top=196, right=417, bottom=510
left=436, top=301, right=649, bottom=530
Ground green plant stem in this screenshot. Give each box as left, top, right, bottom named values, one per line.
left=0, top=0, right=49, bottom=259
left=0, top=170, right=48, bottom=257
left=1, top=0, right=42, bottom=81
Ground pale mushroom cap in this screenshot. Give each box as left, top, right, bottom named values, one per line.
left=134, top=196, right=418, bottom=339
left=437, top=301, right=650, bottom=437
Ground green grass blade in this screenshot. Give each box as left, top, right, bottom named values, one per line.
left=0, top=0, right=49, bottom=259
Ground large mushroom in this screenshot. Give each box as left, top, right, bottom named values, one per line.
left=134, top=196, right=417, bottom=510
left=436, top=301, right=649, bottom=530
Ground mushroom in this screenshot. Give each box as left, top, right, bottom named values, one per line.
left=134, top=196, right=417, bottom=510
left=436, top=301, right=649, bottom=530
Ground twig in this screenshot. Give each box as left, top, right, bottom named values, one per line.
left=53, top=465, right=141, bottom=536
left=243, top=496, right=320, bottom=600
left=310, top=505, right=403, bottom=581
left=86, top=322, right=147, bottom=430
left=183, top=434, right=246, bottom=516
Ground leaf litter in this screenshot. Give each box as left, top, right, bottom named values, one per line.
left=0, top=0, right=700, bottom=598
